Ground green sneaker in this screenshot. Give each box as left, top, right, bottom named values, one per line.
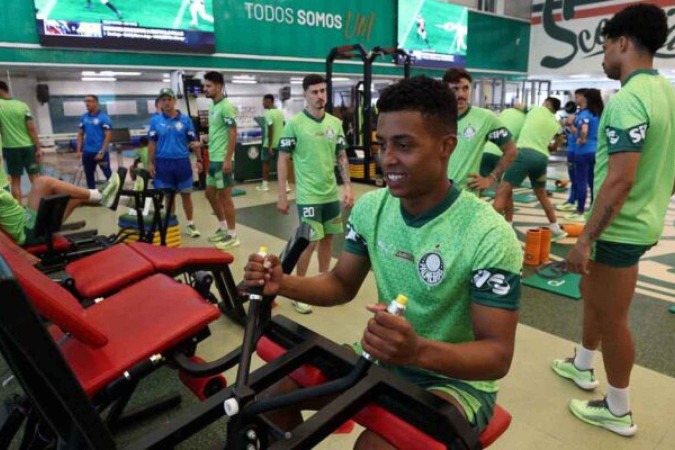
left=215, top=234, right=240, bottom=250
left=100, top=172, right=121, bottom=208
left=292, top=301, right=313, bottom=314
left=184, top=224, right=201, bottom=238
left=552, top=355, right=599, bottom=390
left=556, top=202, right=576, bottom=212
left=564, top=212, right=586, bottom=223
left=569, top=397, right=637, bottom=437
left=552, top=229, right=569, bottom=242
left=207, top=229, right=227, bottom=243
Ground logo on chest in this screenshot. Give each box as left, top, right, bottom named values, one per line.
left=417, top=252, right=445, bottom=286
left=463, top=125, right=477, bottom=140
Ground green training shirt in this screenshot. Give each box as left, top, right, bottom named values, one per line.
left=500, top=108, right=526, bottom=141
left=0, top=189, right=27, bottom=245
left=345, top=185, right=522, bottom=394
left=279, top=111, right=346, bottom=204
left=448, top=106, right=511, bottom=187
left=263, top=108, right=285, bottom=148
left=516, top=106, right=560, bottom=157
left=208, top=98, right=237, bottom=162
left=0, top=154, right=8, bottom=189
left=0, top=98, right=33, bottom=148
left=593, top=69, right=675, bottom=245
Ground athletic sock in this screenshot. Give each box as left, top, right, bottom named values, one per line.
left=219, top=221, right=228, bottom=230
left=574, top=344, right=596, bottom=371
left=607, top=385, right=631, bottom=416
left=549, top=222, right=562, bottom=233
left=228, top=229, right=236, bottom=238
left=187, top=220, right=194, bottom=226
left=89, top=189, right=102, bottom=202
left=262, top=180, right=269, bottom=188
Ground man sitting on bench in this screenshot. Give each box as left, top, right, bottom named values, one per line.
left=0, top=171, right=121, bottom=246
left=244, top=76, right=522, bottom=448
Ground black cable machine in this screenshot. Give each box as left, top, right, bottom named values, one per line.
left=326, top=45, right=412, bottom=184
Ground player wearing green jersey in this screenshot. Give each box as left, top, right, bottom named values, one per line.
left=553, top=5, right=674, bottom=437
left=0, top=171, right=122, bottom=246
left=0, top=81, right=42, bottom=202
left=442, top=68, right=517, bottom=192
left=245, top=76, right=521, bottom=446
left=203, top=72, right=240, bottom=249
left=493, top=99, right=567, bottom=239
left=480, top=105, right=526, bottom=180
left=257, top=94, right=286, bottom=192
left=277, top=74, right=354, bottom=314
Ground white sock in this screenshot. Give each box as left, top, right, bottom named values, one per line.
left=89, top=189, right=102, bottom=202
left=262, top=180, right=268, bottom=188
left=606, top=385, right=631, bottom=416
left=228, top=229, right=236, bottom=238
left=574, top=344, right=596, bottom=370
left=549, top=222, right=562, bottom=233
left=188, top=220, right=194, bottom=226
left=219, top=221, right=228, bottom=230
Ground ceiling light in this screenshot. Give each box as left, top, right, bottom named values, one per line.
left=569, top=74, right=591, bottom=79
left=333, top=77, right=350, bottom=82
left=232, top=79, right=257, bottom=84
left=81, top=77, right=116, bottom=82
left=162, top=79, right=170, bottom=83
left=80, top=71, right=140, bottom=77
left=290, top=80, right=302, bottom=85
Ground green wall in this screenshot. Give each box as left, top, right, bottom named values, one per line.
left=0, top=2, right=529, bottom=77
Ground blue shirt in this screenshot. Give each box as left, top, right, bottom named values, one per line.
left=79, top=111, right=112, bottom=153
left=576, top=109, right=600, bottom=155
left=148, top=111, right=197, bottom=159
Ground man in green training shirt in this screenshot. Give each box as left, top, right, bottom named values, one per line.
left=202, top=71, right=240, bottom=249
left=277, top=74, right=353, bottom=314
left=244, top=76, right=522, bottom=446
left=0, top=81, right=42, bottom=201
left=442, top=68, right=517, bottom=192
left=257, top=94, right=286, bottom=193
left=0, top=171, right=122, bottom=246
left=480, top=105, right=526, bottom=180
left=492, top=99, right=567, bottom=240
left=553, top=5, right=675, bottom=437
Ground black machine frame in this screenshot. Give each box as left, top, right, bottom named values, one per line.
left=326, top=45, right=412, bottom=185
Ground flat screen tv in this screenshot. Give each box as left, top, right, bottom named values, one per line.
left=34, top=0, right=215, bottom=54
left=397, top=0, right=468, bottom=68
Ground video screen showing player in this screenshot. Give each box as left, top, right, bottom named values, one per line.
left=398, top=0, right=468, bottom=59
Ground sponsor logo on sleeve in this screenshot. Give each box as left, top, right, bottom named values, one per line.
left=472, top=270, right=512, bottom=296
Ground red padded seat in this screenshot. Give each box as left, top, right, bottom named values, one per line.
left=24, top=234, right=71, bottom=255
left=128, top=242, right=233, bottom=273
left=50, top=274, right=220, bottom=396
left=0, top=229, right=40, bottom=266
left=66, top=244, right=155, bottom=299
left=255, top=336, right=512, bottom=449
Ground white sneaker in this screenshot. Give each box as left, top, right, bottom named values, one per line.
left=292, top=301, right=312, bottom=314
left=286, top=186, right=292, bottom=193
left=256, top=184, right=270, bottom=192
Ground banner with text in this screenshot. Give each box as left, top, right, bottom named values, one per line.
left=529, top=0, right=675, bottom=75
left=217, top=0, right=395, bottom=60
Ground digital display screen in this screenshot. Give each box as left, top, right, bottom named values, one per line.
left=34, top=0, right=215, bottom=54
left=397, top=0, right=468, bottom=69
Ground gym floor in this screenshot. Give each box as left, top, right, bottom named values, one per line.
left=6, top=154, right=675, bottom=449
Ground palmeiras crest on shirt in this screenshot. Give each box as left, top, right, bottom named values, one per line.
left=463, top=124, right=477, bottom=140
left=418, top=252, right=445, bottom=286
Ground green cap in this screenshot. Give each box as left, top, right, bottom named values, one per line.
left=158, top=88, right=176, bottom=99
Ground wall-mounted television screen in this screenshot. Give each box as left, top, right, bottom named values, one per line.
left=34, top=0, right=215, bottom=54
left=397, top=0, right=468, bottom=68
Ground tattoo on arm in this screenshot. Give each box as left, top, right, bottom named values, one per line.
left=337, top=150, right=351, bottom=185
left=588, top=205, right=615, bottom=242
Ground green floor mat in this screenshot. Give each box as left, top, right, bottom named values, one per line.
left=233, top=188, right=246, bottom=196
left=522, top=270, right=582, bottom=300
left=514, top=193, right=537, bottom=203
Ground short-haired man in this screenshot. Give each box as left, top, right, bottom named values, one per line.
left=256, top=94, right=286, bottom=193
left=553, top=4, right=675, bottom=436
left=277, top=74, right=354, bottom=314
left=148, top=88, right=201, bottom=238
left=493, top=98, right=567, bottom=239
left=0, top=81, right=42, bottom=201
left=76, top=94, right=113, bottom=189
left=442, top=68, right=517, bottom=193
left=202, top=71, right=240, bottom=248
left=244, top=76, right=522, bottom=447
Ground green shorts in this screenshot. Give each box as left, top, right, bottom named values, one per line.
left=261, top=146, right=277, bottom=163
left=348, top=343, right=495, bottom=431
left=20, top=206, right=38, bottom=246
left=479, top=152, right=501, bottom=178
left=2, top=146, right=39, bottom=176
left=503, top=148, right=548, bottom=188
left=297, top=200, right=343, bottom=242
left=206, top=161, right=234, bottom=189
left=592, top=240, right=655, bottom=268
